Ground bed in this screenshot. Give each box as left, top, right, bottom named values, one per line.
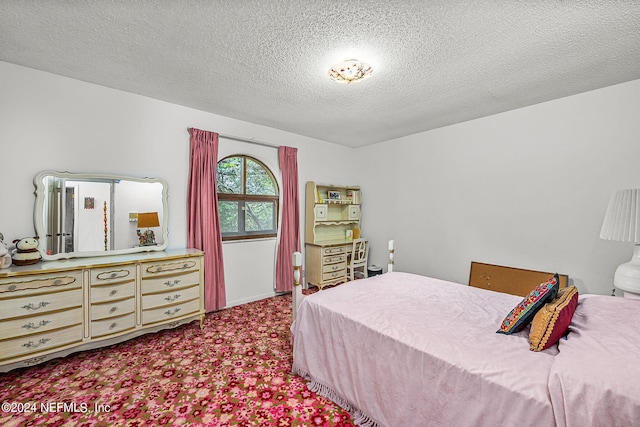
left=290, top=259, right=640, bottom=427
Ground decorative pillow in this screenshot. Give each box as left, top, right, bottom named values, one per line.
left=496, top=274, right=560, bottom=335
left=529, top=286, right=579, bottom=351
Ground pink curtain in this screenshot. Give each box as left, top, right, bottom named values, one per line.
left=187, top=128, right=226, bottom=311
left=275, top=146, right=301, bottom=292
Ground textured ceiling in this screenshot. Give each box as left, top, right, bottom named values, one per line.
left=1, top=1, right=639, bottom=148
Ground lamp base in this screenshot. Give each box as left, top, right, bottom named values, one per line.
left=136, top=229, right=156, bottom=246
left=614, top=244, right=640, bottom=298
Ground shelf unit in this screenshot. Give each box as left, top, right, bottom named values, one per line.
left=305, top=181, right=361, bottom=245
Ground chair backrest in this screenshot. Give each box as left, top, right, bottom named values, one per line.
left=351, top=239, right=369, bottom=265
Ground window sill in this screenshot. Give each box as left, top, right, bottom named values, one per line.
left=222, top=237, right=277, bottom=244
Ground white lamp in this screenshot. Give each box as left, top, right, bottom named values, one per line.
left=136, top=212, right=160, bottom=246
left=600, top=189, right=640, bottom=299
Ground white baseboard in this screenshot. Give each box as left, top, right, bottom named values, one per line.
left=224, top=291, right=280, bottom=308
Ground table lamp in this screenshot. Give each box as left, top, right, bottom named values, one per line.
left=137, top=212, right=160, bottom=246
left=600, top=189, right=640, bottom=299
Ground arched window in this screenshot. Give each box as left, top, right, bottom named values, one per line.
left=216, top=155, right=279, bottom=241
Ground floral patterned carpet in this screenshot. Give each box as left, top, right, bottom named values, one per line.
left=0, top=294, right=353, bottom=426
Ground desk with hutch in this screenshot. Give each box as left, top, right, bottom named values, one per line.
left=305, top=181, right=362, bottom=289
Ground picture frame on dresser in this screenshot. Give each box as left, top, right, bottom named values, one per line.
left=328, top=190, right=341, bottom=201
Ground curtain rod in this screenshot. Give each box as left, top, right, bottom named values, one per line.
left=219, top=133, right=279, bottom=149
left=187, top=128, right=279, bottom=149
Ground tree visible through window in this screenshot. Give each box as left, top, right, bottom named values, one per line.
left=217, top=155, right=279, bottom=240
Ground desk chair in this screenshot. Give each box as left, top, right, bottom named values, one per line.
left=347, top=238, right=369, bottom=281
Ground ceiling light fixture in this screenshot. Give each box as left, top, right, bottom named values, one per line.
left=328, top=59, right=373, bottom=84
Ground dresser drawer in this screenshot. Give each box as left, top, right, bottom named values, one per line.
left=142, top=284, right=199, bottom=310
left=0, top=307, right=83, bottom=340
left=90, top=265, right=135, bottom=285
left=91, top=312, right=136, bottom=338
left=91, top=281, right=135, bottom=303
left=91, top=297, right=135, bottom=321
left=322, top=246, right=346, bottom=256
left=322, top=263, right=346, bottom=273
left=1, top=288, right=82, bottom=319
left=141, top=257, right=200, bottom=277
left=322, top=269, right=346, bottom=282
left=323, top=254, right=346, bottom=265
left=142, top=298, right=200, bottom=325
left=0, top=272, right=82, bottom=297
left=141, top=270, right=200, bottom=294
left=0, top=324, right=83, bottom=361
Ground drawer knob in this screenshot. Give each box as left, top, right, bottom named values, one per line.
left=109, top=322, right=117, bottom=329
left=109, top=306, right=118, bottom=313
left=8, top=284, right=16, bottom=291
left=53, top=279, right=61, bottom=285
left=164, top=294, right=181, bottom=302
left=109, top=290, right=117, bottom=296
left=22, top=320, right=51, bottom=330
left=164, top=308, right=181, bottom=317
left=97, top=270, right=130, bottom=281
left=22, top=301, right=51, bottom=311
left=22, top=338, right=51, bottom=348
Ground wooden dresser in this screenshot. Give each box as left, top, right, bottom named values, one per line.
left=305, top=243, right=351, bottom=289
left=0, top=249, right=204, bottom=372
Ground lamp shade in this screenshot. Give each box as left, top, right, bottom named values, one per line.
left=600, top=189, right=640, bottom=298
left=137, top=212, right=160, bottom=228
left=599, top=189, right=640, bottom=242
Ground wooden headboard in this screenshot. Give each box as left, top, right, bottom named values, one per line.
left=469, top=261, right=568, bottom=297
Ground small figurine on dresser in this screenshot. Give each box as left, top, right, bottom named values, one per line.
left=11, top=236, right=42, bottom=266
left=0, top=232, right=12, bottom=268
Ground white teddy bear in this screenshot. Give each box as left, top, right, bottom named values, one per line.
left=0, top=232, right=12, bottom=269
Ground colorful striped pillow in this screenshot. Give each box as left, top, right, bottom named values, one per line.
left=497, top=274, right=560, bottom=334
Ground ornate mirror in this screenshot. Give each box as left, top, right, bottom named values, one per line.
left=34, top=171, right=168, bottom=260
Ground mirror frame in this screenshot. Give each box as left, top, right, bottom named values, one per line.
left=34, top=170, right=169, bottom=261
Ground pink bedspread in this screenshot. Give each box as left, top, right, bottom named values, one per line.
left=292, top=272, right=559, bottom=427
left=549, top=294, right=640, bottom=427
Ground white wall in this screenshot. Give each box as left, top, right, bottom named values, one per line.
left=0, top=61, right=356, bottom=307
left=5, top=60, right=638, bottom=300
left=358, top=78, right=640, bottom=295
